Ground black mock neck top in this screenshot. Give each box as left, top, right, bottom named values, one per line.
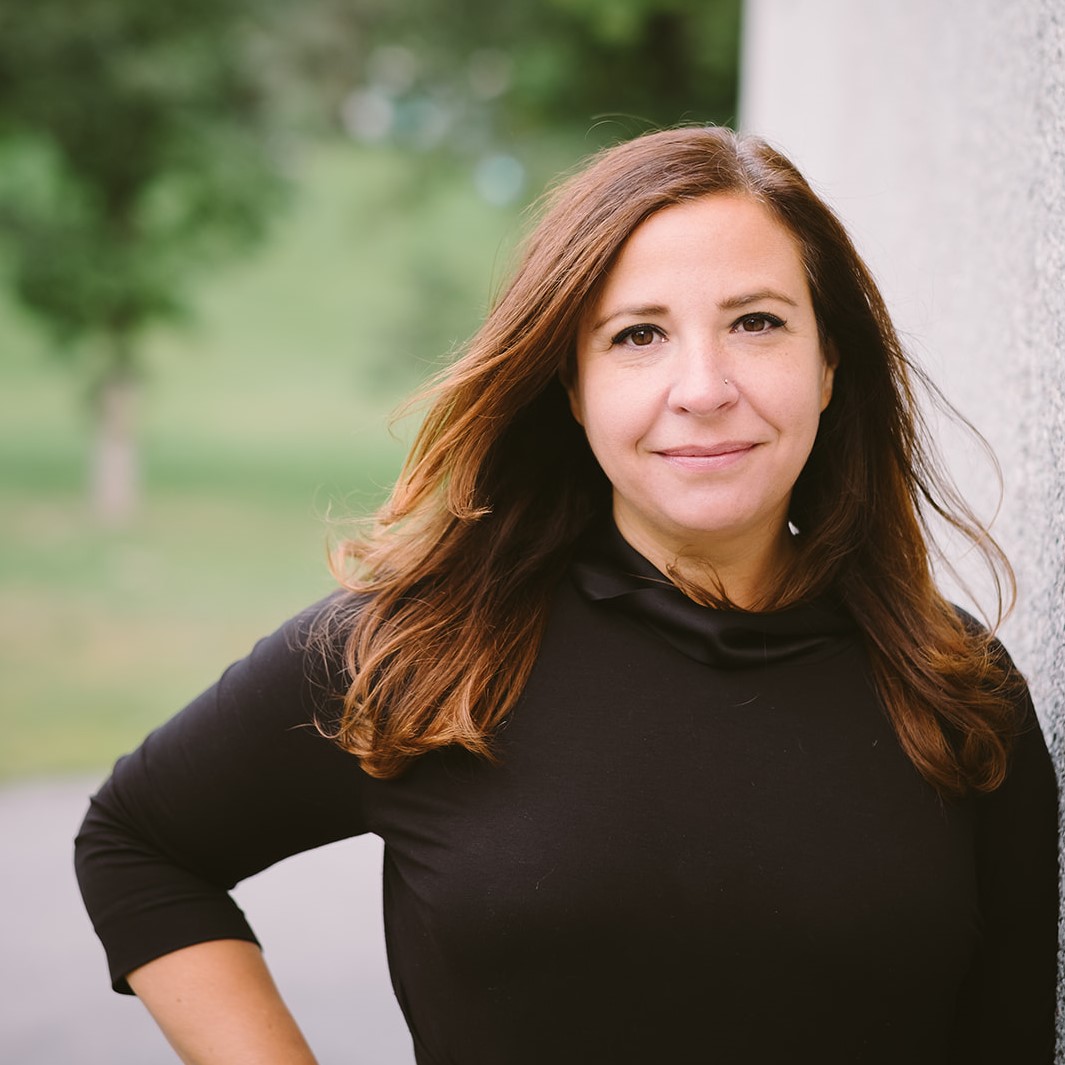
left=572, top=521, right=857, bottom=667
left=75, top=528, right=1059, bottom=1064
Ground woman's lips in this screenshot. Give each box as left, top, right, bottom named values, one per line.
left=654, top=442, right=758, bottom=470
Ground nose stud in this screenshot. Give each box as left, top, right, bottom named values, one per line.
left=723, top=377, right=730, bottom=385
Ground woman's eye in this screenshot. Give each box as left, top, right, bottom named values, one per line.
left=734, top=313, right=785, bottom=334
left=613, top=325, right=660, bottom=347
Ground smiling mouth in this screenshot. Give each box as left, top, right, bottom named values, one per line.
left=654, top=443, right=758, bottom=470
left=656, top=442, right=757, bottom=458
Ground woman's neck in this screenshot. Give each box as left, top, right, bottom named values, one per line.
left=612, top=515, right=794, bottom=611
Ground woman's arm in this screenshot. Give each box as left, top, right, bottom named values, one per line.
left=948, top=683, right=1060, bottom=1064
left=128, top=940, right=318, bottom=1065
left=75, top=598, right=369, bottom=991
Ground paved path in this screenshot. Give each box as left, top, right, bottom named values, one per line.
left=1, top=775, right=415, bottom=1064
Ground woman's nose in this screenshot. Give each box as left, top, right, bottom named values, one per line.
left=667, top=344, right=737, bottom=415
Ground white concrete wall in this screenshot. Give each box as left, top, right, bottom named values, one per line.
left=741, top=0, right=1065, bottom=1047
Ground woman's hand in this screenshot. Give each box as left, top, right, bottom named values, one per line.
left=128, top=939, right=319, bottom=1065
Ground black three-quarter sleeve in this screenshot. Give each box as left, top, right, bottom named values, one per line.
left=74, top=599, right=369, bottom=993
left=947, top=688, right=1060, bottom=1064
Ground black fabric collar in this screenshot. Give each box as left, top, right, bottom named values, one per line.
left=570, top=522, right=856, bottom=670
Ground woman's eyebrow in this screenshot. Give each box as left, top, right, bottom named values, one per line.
left=590, top=290, right=799, bottom=332
left=718, top=289, right=798, bottom=310
left=588, top=303, right=668, bottom=333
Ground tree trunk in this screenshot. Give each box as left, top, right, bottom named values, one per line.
left=90, top=366, right=139, bottom=525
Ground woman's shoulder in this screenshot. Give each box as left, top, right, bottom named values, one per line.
left=278, top=587, right=364, bottom=646
left=939, top=602, right=1057, bottom=794
left=947, top=602, right=1029, bottom=686
left=948, top=609, right=1056, bottom=794
left=260, top=588, right=367, bottom=672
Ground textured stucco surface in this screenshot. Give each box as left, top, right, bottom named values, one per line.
left=742, top=0, right=1065, bottom=1049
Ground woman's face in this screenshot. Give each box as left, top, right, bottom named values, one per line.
left=569, top=193, right=835, bottom=576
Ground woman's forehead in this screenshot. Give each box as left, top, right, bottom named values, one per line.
left=583, top=195, right=810, bottom=321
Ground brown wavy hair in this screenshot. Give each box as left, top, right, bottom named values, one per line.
left=321, top=125, right=1020, bottom=797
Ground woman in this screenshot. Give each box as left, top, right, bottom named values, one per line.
left=75, top=127, right=1058, bottom=1064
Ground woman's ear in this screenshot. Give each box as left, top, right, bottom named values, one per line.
left=820, top=341, right=839, bottom=411
left=559, top=358, right=584, bottom=426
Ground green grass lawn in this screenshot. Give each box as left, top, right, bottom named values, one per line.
left=0, top=140, right=529, bottom=778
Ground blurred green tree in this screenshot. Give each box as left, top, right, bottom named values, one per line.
left=294, top=0, right=743, bottom=378
left=0, top=0, right=286, bottom=521
left=305, top=0, right=742, bottom=151
left=0, top=0, right=741, bottom=518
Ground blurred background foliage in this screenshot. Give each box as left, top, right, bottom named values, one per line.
left=0, top=0, right=741, bottom=777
